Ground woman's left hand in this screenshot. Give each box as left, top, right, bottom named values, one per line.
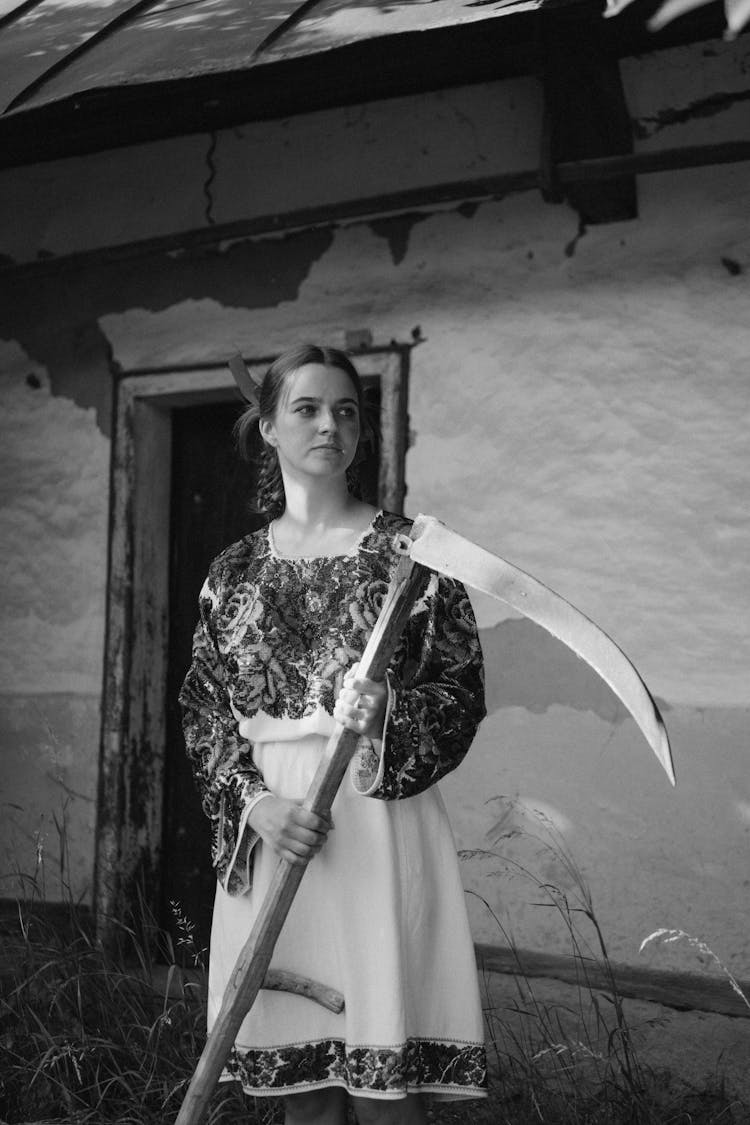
left=334, top=663, right=387, bottom=739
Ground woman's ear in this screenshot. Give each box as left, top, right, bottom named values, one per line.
left=259, top=417, right=277, bottom=447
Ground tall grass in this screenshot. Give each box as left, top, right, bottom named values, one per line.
left=458, top=796, right=747, bottom=1124
left=640, top=929, right=750, bottom=1015
left=1, top=802, right=747, bottom=1123
left=0, top=866, right=277, bottom=1125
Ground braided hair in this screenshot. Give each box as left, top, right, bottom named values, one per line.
left=234, top=344, right=372, bottom=521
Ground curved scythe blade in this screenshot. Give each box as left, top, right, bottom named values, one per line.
left=408, top=514, right=675, bottom=785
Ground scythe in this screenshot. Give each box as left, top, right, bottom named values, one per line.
left=175, top=513, right=673, bottom=1125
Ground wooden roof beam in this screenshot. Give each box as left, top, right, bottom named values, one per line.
left=540, top=8, right=638, bottom=224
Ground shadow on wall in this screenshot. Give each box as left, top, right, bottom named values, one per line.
left=478, top=617, right=668, bottom=722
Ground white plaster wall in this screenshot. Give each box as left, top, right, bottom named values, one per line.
left=101, top=166, right=750, bottom=708
left=101, top=162, right=750, bottom=974
left=444, top=704, right=750, bottom=973
left=0, top=341, right=109, bottom=898
left=0, top=342, right=108, bottom=696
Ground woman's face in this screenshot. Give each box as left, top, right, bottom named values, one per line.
left=260, top=363, right=361, bottom=482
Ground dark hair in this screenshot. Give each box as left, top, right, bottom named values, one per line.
left=234, top=344, right=372, bottom=520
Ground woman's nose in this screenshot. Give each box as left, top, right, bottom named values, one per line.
left=318, top=408, right=337, bottom=432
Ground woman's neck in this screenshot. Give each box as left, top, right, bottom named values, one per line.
left=273, top=476, right=375, bottom=553
left=280, top=475, right=354, bottom=529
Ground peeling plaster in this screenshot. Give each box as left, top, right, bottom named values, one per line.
left=0, top=226, right=336, bottom=433
left=633, top=89, right=750, bottom=139
left=564, top=219, right=587, bottom=259
left=49, top=321, right=115, bottom=432
left=4, top=225, right=335, bottom=320
left=0, top=288, right=115, bottom=432
left=368, top=213, right=430, bottom=265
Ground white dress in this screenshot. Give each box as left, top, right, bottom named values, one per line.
left=180, top=512, right=487, bottom=1101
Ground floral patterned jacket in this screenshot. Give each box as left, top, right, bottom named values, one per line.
left=179, top=510, right=485, bottom=893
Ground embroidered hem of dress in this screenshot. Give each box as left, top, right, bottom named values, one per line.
left=219, top=1036, right=488, bottom=1100
left=218, top=1074, right=489, bottom=1102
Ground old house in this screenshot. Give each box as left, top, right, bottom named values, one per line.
left=0, top=0, right=748, bottom=1018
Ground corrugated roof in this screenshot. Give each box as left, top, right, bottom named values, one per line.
left=0, top=0, right=722, bottom=168
left=0, top=0, right=541, bottom=117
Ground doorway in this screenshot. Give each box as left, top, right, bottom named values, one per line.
left=96, top=352, right=409, bottom=947
left=162, top=382, right=383, bottom=950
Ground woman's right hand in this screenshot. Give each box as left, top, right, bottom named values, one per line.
left=247, top=796, right=333, bottom=866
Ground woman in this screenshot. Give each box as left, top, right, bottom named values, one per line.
left=179, top=344, right=487, bottom=1125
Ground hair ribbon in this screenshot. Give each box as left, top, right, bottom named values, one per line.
left=228, top=352, right=262, bottom=409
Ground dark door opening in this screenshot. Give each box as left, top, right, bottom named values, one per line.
left=162, top=401, right=262, bottom=954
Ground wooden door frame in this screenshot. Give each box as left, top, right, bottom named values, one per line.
left=94, top=349, right=410, bottom=936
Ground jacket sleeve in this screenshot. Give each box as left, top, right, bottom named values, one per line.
left=350, top=573, right=486, bottom=800
left=178, top=574, right=270, bottom=895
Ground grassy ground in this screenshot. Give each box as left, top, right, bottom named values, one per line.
left=2, top=808, right=748, bottom=1124
left=2, top=897, right=747, bottom=1125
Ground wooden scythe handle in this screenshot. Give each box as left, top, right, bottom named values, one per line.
left=175, top=543, right=426, bottom=1125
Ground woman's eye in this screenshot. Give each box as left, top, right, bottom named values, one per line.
left=338, top=407, right=357, bottom=417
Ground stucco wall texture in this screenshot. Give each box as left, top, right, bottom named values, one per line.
left=0, top=38, right=748, bottom=976
left=0, top=343, right=108, bottom=897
